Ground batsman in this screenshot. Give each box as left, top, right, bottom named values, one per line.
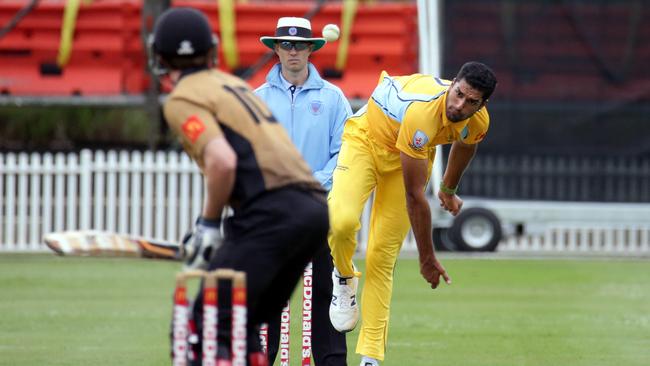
left=148, top=8, right=329, bottom=365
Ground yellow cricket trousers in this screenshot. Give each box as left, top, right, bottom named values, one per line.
left=328, top=112, right=412, bottom=361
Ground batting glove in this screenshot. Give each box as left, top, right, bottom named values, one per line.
left=181, top=217, right=223, bottom=271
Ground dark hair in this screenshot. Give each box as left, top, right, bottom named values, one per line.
left=163, top=53, right=212, bottom=70
left=455, top=61, right=497, bottom=101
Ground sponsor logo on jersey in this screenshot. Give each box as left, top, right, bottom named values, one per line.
left=310, top=100, right=323, bottom=115
left=409, top=129, right=429, bottom=150
left=181, top=115, right=206, bottom=143
left=474, top=132, right=487, bottom=142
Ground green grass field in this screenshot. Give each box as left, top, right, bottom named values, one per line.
left=1, top=254, right=648, bottom=366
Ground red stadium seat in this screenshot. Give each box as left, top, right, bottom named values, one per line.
left=0, top=0, right=146, bottom=96
left=174, top=1, right=418, bottom=99
left=0, top=1, right=418, bottom=99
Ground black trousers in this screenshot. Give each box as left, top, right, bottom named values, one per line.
left=189, top=187, right=329, bottom=365
left=266, top=242, right=348, bottom=365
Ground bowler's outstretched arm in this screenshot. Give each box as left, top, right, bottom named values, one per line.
left=401, top=152, right=451, bottom=289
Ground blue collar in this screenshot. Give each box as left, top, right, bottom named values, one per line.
left=279, top=72, right=300, bottom=91
left=266, top=63, right=324, bottom=91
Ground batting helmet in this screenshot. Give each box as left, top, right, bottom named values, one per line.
left=148, top=7, right=218, bottom=76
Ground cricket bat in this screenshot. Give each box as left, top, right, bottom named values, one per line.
left=44, top=230, right=182, bottom=261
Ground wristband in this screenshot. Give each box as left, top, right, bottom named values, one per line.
left=197, top=216, right=221, bottom=229
left=439, top=182, right=458, bottom=195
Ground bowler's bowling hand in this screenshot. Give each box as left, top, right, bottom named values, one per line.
left=181, top=217, right=223, bottom=271
left=420, top=256, right=452, bottom=289
left=438, top=190, right=463, bottom=216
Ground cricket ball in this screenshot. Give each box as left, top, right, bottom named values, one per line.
left=322, top=24, right=340, bottom=42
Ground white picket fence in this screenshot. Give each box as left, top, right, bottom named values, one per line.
left=2, top=150, right=650, bottom=254
left=1, top=150, right=203, bottom=251
left=463, top=199, right=650, bottom=254
left=501, top=224, right=650, bottom=253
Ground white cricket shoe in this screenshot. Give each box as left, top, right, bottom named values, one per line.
left=329, top=267, right=360, bottom=332
left=360, top=356, right=379, bottom=366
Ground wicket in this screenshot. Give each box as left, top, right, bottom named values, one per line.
left=172, top=269, right=247, bottom=366
left=259, top=262, right=314, bottom=366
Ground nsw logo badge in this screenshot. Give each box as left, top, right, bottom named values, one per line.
left=310, top=100, right=323, bottom=115
left=410, top=129, right=429, bottom=150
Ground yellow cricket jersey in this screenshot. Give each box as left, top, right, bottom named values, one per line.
left=363, top=71, right=490, bottom=160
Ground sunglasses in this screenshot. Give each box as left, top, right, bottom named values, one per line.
left=278, top=41, right=311, bottom=51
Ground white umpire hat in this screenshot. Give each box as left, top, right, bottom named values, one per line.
left=260, top=17, right=326, bottom=51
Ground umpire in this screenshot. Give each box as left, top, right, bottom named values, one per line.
left=255, top=17, right=351, bottom=366
left=149, top=8, right=329, bottom=365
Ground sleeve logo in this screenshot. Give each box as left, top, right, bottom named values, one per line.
left=181, top=115, right=206, bottom=143
left=460, top=125, right=469, bottom=140
left=409, top=129, right=429, bottom=150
